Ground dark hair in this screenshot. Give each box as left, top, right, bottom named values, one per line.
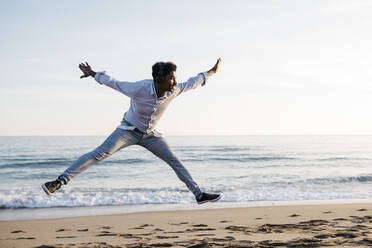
left=152, top=61, right=177, bottom=82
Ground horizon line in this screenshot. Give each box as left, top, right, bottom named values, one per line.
left=1, top=134, right=372, bottom=137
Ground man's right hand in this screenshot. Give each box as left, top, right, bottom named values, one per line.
left=79, top=62, right=96, bottom=78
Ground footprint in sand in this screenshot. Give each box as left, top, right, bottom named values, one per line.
left=140, top=224, right=154, bottom=228
left=333, top=218, right=348, bottom=221
left=156, top=235, right=179, bottom=239
left=183, top=243, right=210, bottom=248
left=164, top=230, right=187, bottom=234
left=129, top=224, right=153, bottom=229
left=55, top=228, right=71, bottom=232
left=225, top=225, right=249, bottom=232
left=358, top=238, right=372, bottom=246
left=187, top=227, right=216, bottom=232
left=192, top=224, right=208, bottom=227
left=137, top=232, right=155, bottom=236
left=333, top=232, right=359, bottom=238
left=119, top=233, right=141, bottom=239
left=314, top=234, right=330, bottom=239
left=211, top=237, right=236, bottom=242
left=357, top=208, right=368, bottom=212
left=96, top=233, right=118, bottom=237
left=169, top=222, right=189, bottom=225
left=147, top=243, right=173, bottom=247
left=195, top=233, right=215, bottom=237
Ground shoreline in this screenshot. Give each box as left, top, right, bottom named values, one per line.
left=1, top=202, right=372, bottom=247
left=2, top=198, right=372, bottom=221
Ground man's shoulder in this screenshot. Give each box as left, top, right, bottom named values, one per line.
left=132, top=79, right=155, bottom=96
left=135, top=79, right=153, bottom=86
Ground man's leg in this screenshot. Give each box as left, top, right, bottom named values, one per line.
left=59, top=128, right=139, bottom=183
left=138, top=135, right=202, bottom=198
left=42, top=128, right=139, bottom=195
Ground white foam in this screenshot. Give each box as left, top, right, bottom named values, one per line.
left=2, top=182, right=372, bottom=209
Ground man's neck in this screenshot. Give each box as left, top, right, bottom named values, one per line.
left=154, top=83, right=167, bottom=97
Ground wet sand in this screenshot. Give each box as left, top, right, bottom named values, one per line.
left=1, top=203, right=372, bottom=247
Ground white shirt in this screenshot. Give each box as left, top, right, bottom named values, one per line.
left=94, top=71, right=209, bottom=136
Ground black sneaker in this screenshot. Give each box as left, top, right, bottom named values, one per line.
left=196, top=192, right=221, bottom=204
left=42, top=179, right=63, bottom=195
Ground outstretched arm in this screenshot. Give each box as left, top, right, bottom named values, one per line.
left=79, top=62, right=96, bottom=78
left=78, top=62, right=140, bottom=98
left=175, top=58, right=222, bottom=96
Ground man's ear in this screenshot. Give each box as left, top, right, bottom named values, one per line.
left=156, top=75, right=165, bottom=84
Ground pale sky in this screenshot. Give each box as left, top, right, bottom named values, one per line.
left=1, top=0, right=372, bottom=136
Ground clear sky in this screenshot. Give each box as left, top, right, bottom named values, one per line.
left=1, top=0, right=372, bottom=136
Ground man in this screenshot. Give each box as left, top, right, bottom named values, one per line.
left=42, top=58, right=222, bottom=204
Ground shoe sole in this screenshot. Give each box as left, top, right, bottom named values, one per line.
left=197, top=195, right=221, bottom=205
left=42, top=184, right=52, bottom=196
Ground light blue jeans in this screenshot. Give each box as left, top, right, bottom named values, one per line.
left=59, top=127, right=202, bottom=198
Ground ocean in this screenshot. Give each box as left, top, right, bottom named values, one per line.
left=1, top=135, right=372, bottom=220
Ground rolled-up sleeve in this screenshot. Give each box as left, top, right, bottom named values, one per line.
left=94, top=71, right=141, bottom=98
left=176, top=72, right=209, bottom=96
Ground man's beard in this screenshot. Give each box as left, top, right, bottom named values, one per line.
left=168, top=84, right=176, bottom=92
left=169, top=82, right=177, bottom=92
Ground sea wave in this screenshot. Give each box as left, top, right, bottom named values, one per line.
left=101, top=158, right=149, bottom=165
left=316, top=157, right=370, bottom=161
left=183, top=156, right=295, bottom=163
left=304, top=175, right=372, bottom=184
left=174, top=146, right=252, bottom=153
left=2, top=179, right=372, bottom=209
left=0, top=187, right=193, bottom=209
left=0, top=158, right=149, bottom=169
left=0, top=159, right=71, bottom=169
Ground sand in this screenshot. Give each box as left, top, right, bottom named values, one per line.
left=1, top=203, right=372, bottom=247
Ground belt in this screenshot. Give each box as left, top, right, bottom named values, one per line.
left=133, top=127, right=145, bottom=134
left=123, top=119, right=144, bottom=134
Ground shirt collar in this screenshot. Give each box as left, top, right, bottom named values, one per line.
left=150, top=80, right=157, bottom=96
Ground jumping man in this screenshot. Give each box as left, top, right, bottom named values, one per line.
left=42, top=58, right=222, bottom=204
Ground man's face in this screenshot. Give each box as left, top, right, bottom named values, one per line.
left=164, top=71, right=177, bottom=92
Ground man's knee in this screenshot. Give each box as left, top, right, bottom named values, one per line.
left=91, top=147, right=112, bottom=161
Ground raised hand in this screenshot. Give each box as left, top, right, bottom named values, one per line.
left=79, top=62, right=96, bottom=78
left=207, top=58, right=221, bottom=76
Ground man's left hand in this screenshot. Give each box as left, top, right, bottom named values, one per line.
left=207, top=58, right=221, bottom=76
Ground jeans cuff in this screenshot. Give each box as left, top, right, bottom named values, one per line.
left=58, top=175, right=68, bottom=185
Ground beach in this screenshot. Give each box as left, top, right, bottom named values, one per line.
left=1, top=202, right=372, bottom=247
